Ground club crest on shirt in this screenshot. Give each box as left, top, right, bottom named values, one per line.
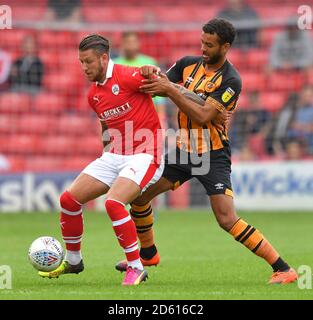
left=112, top=84, right=119, bottom=95
left=222, top=87, right=235, bottom=103
left=204, top=81, right=216, bottom=93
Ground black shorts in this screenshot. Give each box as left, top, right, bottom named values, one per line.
left=162, top=147, right=233, bottom=197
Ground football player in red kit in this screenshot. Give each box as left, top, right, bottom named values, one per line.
left=38, top=34, right=164, bottom=286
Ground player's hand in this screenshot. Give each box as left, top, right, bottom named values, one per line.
left=139, top=73, right=172, bottom=96
left=140, top=65, right=161, bottom=79
left=212, top=110, right=232, bottom=128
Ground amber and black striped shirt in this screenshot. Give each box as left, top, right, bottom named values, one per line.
left=167, top=56, right=242, bottom=154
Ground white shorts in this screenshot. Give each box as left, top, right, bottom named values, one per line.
left=82, top=152, right=164, bottom=192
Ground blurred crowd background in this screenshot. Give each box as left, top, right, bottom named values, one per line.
left=0, top=0, right=313, bottom=207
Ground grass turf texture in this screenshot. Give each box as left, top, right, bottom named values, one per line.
left=0, top=210, right=312, bottom=300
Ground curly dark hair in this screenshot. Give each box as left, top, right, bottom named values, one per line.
left=202, top=18, right=236, bottom=45
left=79, top=34, right=110, bottom=55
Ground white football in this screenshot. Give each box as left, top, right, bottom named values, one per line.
left=28, top=236, right=64, bottom=272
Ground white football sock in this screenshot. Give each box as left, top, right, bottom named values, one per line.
left=65, top=250, right=82, bottom=265
left=128, top=258, right=143, bottom=270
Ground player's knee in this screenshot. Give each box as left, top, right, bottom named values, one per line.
left=60, top=191, right=82, bottom=213
left=105, top=199, right=127, bottom=221
left=214, top=208, right=237, bottom=231
left=132, top=195, right=150, bottom=207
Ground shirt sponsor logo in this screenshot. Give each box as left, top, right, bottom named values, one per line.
left=222, top=87, right=235, bottom=103
left=99, top=102, right=132, bottom=120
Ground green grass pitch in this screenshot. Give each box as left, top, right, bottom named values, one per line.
left=0, top=210, right=312, bottom=300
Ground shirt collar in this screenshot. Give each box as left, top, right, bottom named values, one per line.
left=96, top=59, right=114, bottom=86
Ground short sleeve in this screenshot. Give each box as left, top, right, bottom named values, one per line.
left=122, top=66, right=146, bottom=92
left=206, top=77, right=242, bottom=112
left=166, top=58, right=184, bottom=83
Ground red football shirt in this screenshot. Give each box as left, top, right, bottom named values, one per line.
left=88, top=60, right=162, bottom=162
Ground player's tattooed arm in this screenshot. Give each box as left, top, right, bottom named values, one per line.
left=100, top=121, right=111, bottom=151
left=171, top=83, right=205, bottom=106
left=172, top=83, right=231, bottom=127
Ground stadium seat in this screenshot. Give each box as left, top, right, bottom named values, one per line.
left=38, top=31, right=76, bottom=50
left=60, top=156, right=94, bottom=171
left=5, top=134, right=39, bottom=154
left=268, top=71, right=304, bottom=92
left=43, top=73, right=73, bottom=94
left=83, top=6, right=121, bottom=23
left=227, top=49, right=245, bottom=71
left=10, top=6, right=46, bottom=22
left=39, top=51, right=60, bottom=72
left=25, top=156, right=63, bottom=172
left=75, top=135, right=103, bottom=156
left=259, top=92, right=287, bottom=112
left=33, top=92, right=65, bottom=114
left=260, top=27, right=282, bottom=47
left=57, top=115, right=94, bottom=135
left=40, top=136, right=76, bottom=155
left=169, top=48, right=199, bottom=64
left=241, top=71, right=266, bottom=92
left=256, top=6, right=299, bottom=22
left=245, top=49, right=268, bottom=69
left=237, top=93, right=249, bottom=110
left=0, top=92, right=32, bottom=113
left=18, top=115, right=57, bottom=134
left=0, top=29, right=30, bottom=49
left=0, top=115, right=17, bottom=134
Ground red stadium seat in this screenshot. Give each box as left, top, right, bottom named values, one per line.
left=83, top=6, right=120, bottom=23
left=259, top=92, right=287, bottom=112
left=0, top=29, right=31, bottom=50
left=193, top=6, right=221, bottom=23
left=38, top=31, right=76, bottom=50
left=0, top=92, right=32, bottom=113
left=40, top=136, right=75, bottom=155
left=18, top=115, right=57, bottom=134
left=58, top=115, right=94, bottom=135
left=256, top=6, right=299, bottom=22
left=268, top=71, right=304, bottom=92
left=169, top=48, right=199, bottom=64
left=33, top=92, right=65, bottom=114
left=241, top=71, right=266, bottom=92
left=60, top=156, right=94, bottom=171
left=39, top=51, right=60, bottom=72
left=245, top=49, right=269, bottom=69
left=76, top=135, right=103, bottom=156
left=11, top=6, right=46, bottom=22
left=4, top=134, right=39, bottom=154
left=154, top=6, right=203, bottom=23
left=25, top=156, right=63, bottom=172
left=115, top=7, right=147, bottom=23
left=43, top=73, right=72, bottom=93
left=4, top=155, right=26, bottom=172
left=0, top=115, right=18, bottom=134
left=227, top=49, right=245, bottom=71
left=237, top=93, right=249, bottom=110
left=260, top=27, right=282, bottom=47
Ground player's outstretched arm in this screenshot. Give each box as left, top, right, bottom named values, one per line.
left=140, top=73, right=222, bottom=126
